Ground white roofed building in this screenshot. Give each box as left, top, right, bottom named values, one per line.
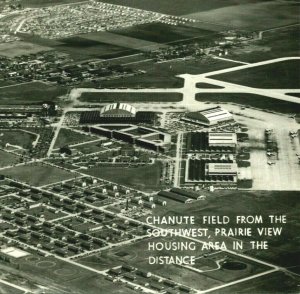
left=208, top=132, right=237, bottom=147
left=100, top=103, right=136, bottom=118
left=182, top=106, right=234, bottom=126
left=206, top=163, right=238, bottom=181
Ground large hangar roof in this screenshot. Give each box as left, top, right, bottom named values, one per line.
left=186, top=107, right=233, bottom=124
left=100, top=103, right=136, bottom=116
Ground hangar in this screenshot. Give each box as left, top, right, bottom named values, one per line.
left=100, top=103, right=136, bottom=118
left=182, top=106, right=234, bottom=126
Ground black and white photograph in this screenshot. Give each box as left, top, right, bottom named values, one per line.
left=0, top=0, right=299, bottom=293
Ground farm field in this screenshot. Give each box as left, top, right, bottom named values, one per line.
left=112, top=23, right=216, bottom=44
left=0, top=150, right=20, bottom=167
left=195, top=93, right=300, bottom=114
left=99, top=0, right=264, bottom=16
left=0, top=82, right=68, bottom=105
left=54, top=128, right=96, bottom=148
left=79, top=92, right=183, bottom=103
left=210, top=60, right=300, bottom=89
left=0, top=41, right=52, bottom=58
left=83, top=162, right=162, bottom=191
left=184, top=1, right=300, bottom=30
left=2, top=163, right=75, bottom=186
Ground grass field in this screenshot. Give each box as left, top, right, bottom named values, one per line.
left=216, top=271, right=300, bottom=293
left=112, top=23, right=216, bottom=44
left=81, top=31, right=166, bottom=52
left=0, top=150, right=20, bottom=167
left=196, top=82, right=224, bottom=89
left=0, top=82, right=68, bottom=105
left=83, top=162, right=162, bottom=191
left=0, top=130, right=36, bottom=149
left=54, top=128, right=96, bottom=148
left=79, top=92, right=183, bottom=103
left=100, top=57, right=236, bottom=88
left=16, top=254, right=136, bottom=294
left=195, top=93, right=300, bottom=113
left=57, top=36, right=140, bottom=60
left=0, top=41, right=52, bottom=58
left=2, top=163, right=75, bottom=186
left=0, top=282, right=24, bottom=294
left=185, top=1, right=300, bottom=30
left=211, top=60, right=300, bottom=89
left=154, top=190, right=300, bottom=274
left=99, top=0, right=263, bottom=16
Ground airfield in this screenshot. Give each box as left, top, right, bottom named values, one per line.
left=0, top=0, right=299, bottom=293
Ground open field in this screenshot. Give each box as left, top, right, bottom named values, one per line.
left=0, top=282, right=24, bottom=294
left=212, top=271, right=300, bottom=293
left=196, top=93, right=300, bottom=114
left=0, top=82, right=68, bottom=105
left=83, top=162, right=162, bottom=191
left=0, top=130, right=36, bottom=149
left=228, top=27, right=300, bottom=63
left=153, top=190, right=300, bottom=271
left=54, top=128, right=96, bottom=148
left=2, top=163, right=75, bottom=186
left=0, top=150, right=20, bottom=167
left=100, top=57, right=236, bottom=88
left=57, top=36, right=140, bottom=60
left=0, top=41, right=52, bottom=58
left=185, top=1, right=300, bottom=30
left=99, top=0, right=266, bottom=16
left=79, top=92, right=183, bottom=103
left=113, top=23, right=216, bottom=44
left=79, top=235, right=270, bottom=291
left=5, top=255, right=135, bottom=294
left=211, top=60, right=300, bottom=89
left=72, top=141, right=107, bottom=154
left=81, top=31, right=165, bottom=52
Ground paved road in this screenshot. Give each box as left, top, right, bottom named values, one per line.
left=68, top=57, right=300, bottom=112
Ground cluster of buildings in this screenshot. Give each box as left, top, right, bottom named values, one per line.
left=80, top=103, right=156, bottom=124
left=19, top=1, right=190, bottom=39
left=0, top=50, right=140, bottom=86
left=84, top=123, right=171, bottom=153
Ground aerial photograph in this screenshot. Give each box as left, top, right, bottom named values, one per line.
left=0, top=0, right=299, bottom=293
